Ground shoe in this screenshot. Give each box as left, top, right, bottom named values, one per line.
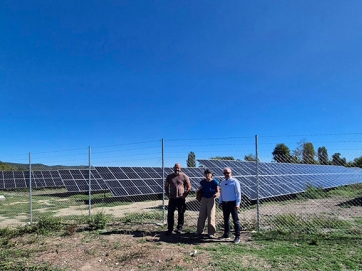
left=234, top=236, right=240, bottom=244
left=165, top=230, right=172, bottom=236
left=220, top=234, right=230, bottom=240
left=207, top=234, right=215, bottom=239
left=175, top=229, right=183, bottom=234
left=194, top=232, right=201, bottom=237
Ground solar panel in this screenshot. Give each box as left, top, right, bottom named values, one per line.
left=0, top=171, right=4, bottom=189
left=1, top=171, right=28, bottom=190
left=32, top=170, right=65, bottom=188
left=143, top=167, right=162, bottom=178
left=99, top=167, right=172, bottom=197
left=58, top=169, right=108, bottom=192
left=97, top=167, right=206, bottom=197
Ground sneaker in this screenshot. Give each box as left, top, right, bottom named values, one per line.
left=194, top=232, right=201, bottom=237
left=220, top=234, right=230, bottom=240
left=175, top=229, right=183, bottom=234
left=234, top=236, right=240, bottom=244
left=165, top=230, right=172, bottom=236
left=207, top=234, right=215, bottom=239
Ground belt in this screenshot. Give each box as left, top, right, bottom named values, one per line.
left=223, top=200, right=236, bottom=203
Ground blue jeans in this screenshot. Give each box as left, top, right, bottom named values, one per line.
left=167, top=198, right=186, bottom=231
left=222, top=201, right=241, bottom=237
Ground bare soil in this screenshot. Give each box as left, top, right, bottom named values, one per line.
left=4, top=195, right=362, bottom=270
left=15, top=228, right=253, bottom=271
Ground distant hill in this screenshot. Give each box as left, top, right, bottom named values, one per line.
left=0, top=161, right=87, bottom=171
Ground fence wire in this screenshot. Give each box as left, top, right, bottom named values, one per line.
left=1, top=134, right=362, bottom=237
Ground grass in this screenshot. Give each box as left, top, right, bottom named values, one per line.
left=1, top=215, right=362, bottom=270
left=199, top=231, right=362, bottom=270
left=297, top=184, right=329, bottom=199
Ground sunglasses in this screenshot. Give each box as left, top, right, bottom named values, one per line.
left=223, top=172, right=231, bottom=175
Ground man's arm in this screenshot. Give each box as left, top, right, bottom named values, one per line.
left=182, top=176, right=191, bottom=198
left=235, top=179, right=242, bottom=209
left=165, top=179, right=171, bottom=199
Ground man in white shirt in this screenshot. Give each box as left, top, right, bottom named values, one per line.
left=219, top=167, right=241, bottom=244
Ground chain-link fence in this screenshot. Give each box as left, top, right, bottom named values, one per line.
left=1, top=133, right=362, bottom=236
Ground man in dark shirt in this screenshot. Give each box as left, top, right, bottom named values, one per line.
left=165, top=163, right=191, bottom=235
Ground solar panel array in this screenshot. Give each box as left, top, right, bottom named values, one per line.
left=197, top=159, right=362, bottom=200
left=0, top=171, right=29, bottom=190
left=96, top=167, right=205, bottom=197
left=58, top=169, right=108, bottom=192
left=31, top=170, right=64, bottom=188
left=0, top=167, right=205, bottom=197
left=1, top=161, right=361, bottom=201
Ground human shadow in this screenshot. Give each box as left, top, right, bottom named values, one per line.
left=98, top=229, right=234, bottom=244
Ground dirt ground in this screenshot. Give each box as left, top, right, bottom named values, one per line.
left=3, top=196, right=362, bottom=270
left=15, top=227, right=253, bottom=271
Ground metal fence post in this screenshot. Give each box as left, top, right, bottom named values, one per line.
left=29, top=152, right=33, bottom=223
left=88, top=146, right=92, bottom=219
left=255, top=135, right=260, bottom=232
left=162, top=138, right=165, bottom=224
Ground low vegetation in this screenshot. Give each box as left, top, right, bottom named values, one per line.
left=1, top=215, right=362, bottom=270
left=1, top=184, right=362, bottom=270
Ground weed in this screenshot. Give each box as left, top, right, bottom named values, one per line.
left=88, top=211, right=110, bottom=230
left=34, top=215, right=63, bottom=234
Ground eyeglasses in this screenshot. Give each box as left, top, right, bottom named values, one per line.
left=223, top=172, right=231, bottom=175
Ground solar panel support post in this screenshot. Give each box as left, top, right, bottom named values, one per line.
left=29, top=152, right=33, bottom=224
left=162, top=139, right=165, bottom=224
left=255, top=135, right=260, bottom=232
left=88, top=146, right=92, bottom=219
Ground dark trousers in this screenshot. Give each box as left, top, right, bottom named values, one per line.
left=167, top=198, right=186, bottom=231
left=222, top=201, right=241, bottom=237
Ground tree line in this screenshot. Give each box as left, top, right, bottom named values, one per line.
left=187, top=140, right=362, bottom=168
left=271, top=140, right=362, bottom=168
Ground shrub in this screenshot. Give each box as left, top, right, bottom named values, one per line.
left=88, top=211, right=109, bottom=230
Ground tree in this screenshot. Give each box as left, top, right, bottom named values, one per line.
left=244, top=154, right=258, bottom=162
left=317, top=146, right=329, bottom=165
left=302, top=142, right=316, bottom=164
left=186, top=151, right=196, bottom=167
left=351, top=156, right=362, bottom=168
left=331, top=153, right=347, bottom=166
left=272, top=143, right=292, bottom=163
left=292, top=139, right=307, bottom=163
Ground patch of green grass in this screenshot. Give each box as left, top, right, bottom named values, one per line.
left=248, top=231, right=362, bottom=270
left=297, top=184, right=329, bottom=199
left=201, top=231, right=362, bottom=270
left=0, top=248, right=65, bottom=271
left=265, top=214, right=352, bottom=234
left=120, top=211, right=163, bottom=224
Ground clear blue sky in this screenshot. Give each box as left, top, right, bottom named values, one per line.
left=1, top=1, right=362, bottom=166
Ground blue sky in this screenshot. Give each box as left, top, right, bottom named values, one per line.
left=1, top=1, right=362, bottom=166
